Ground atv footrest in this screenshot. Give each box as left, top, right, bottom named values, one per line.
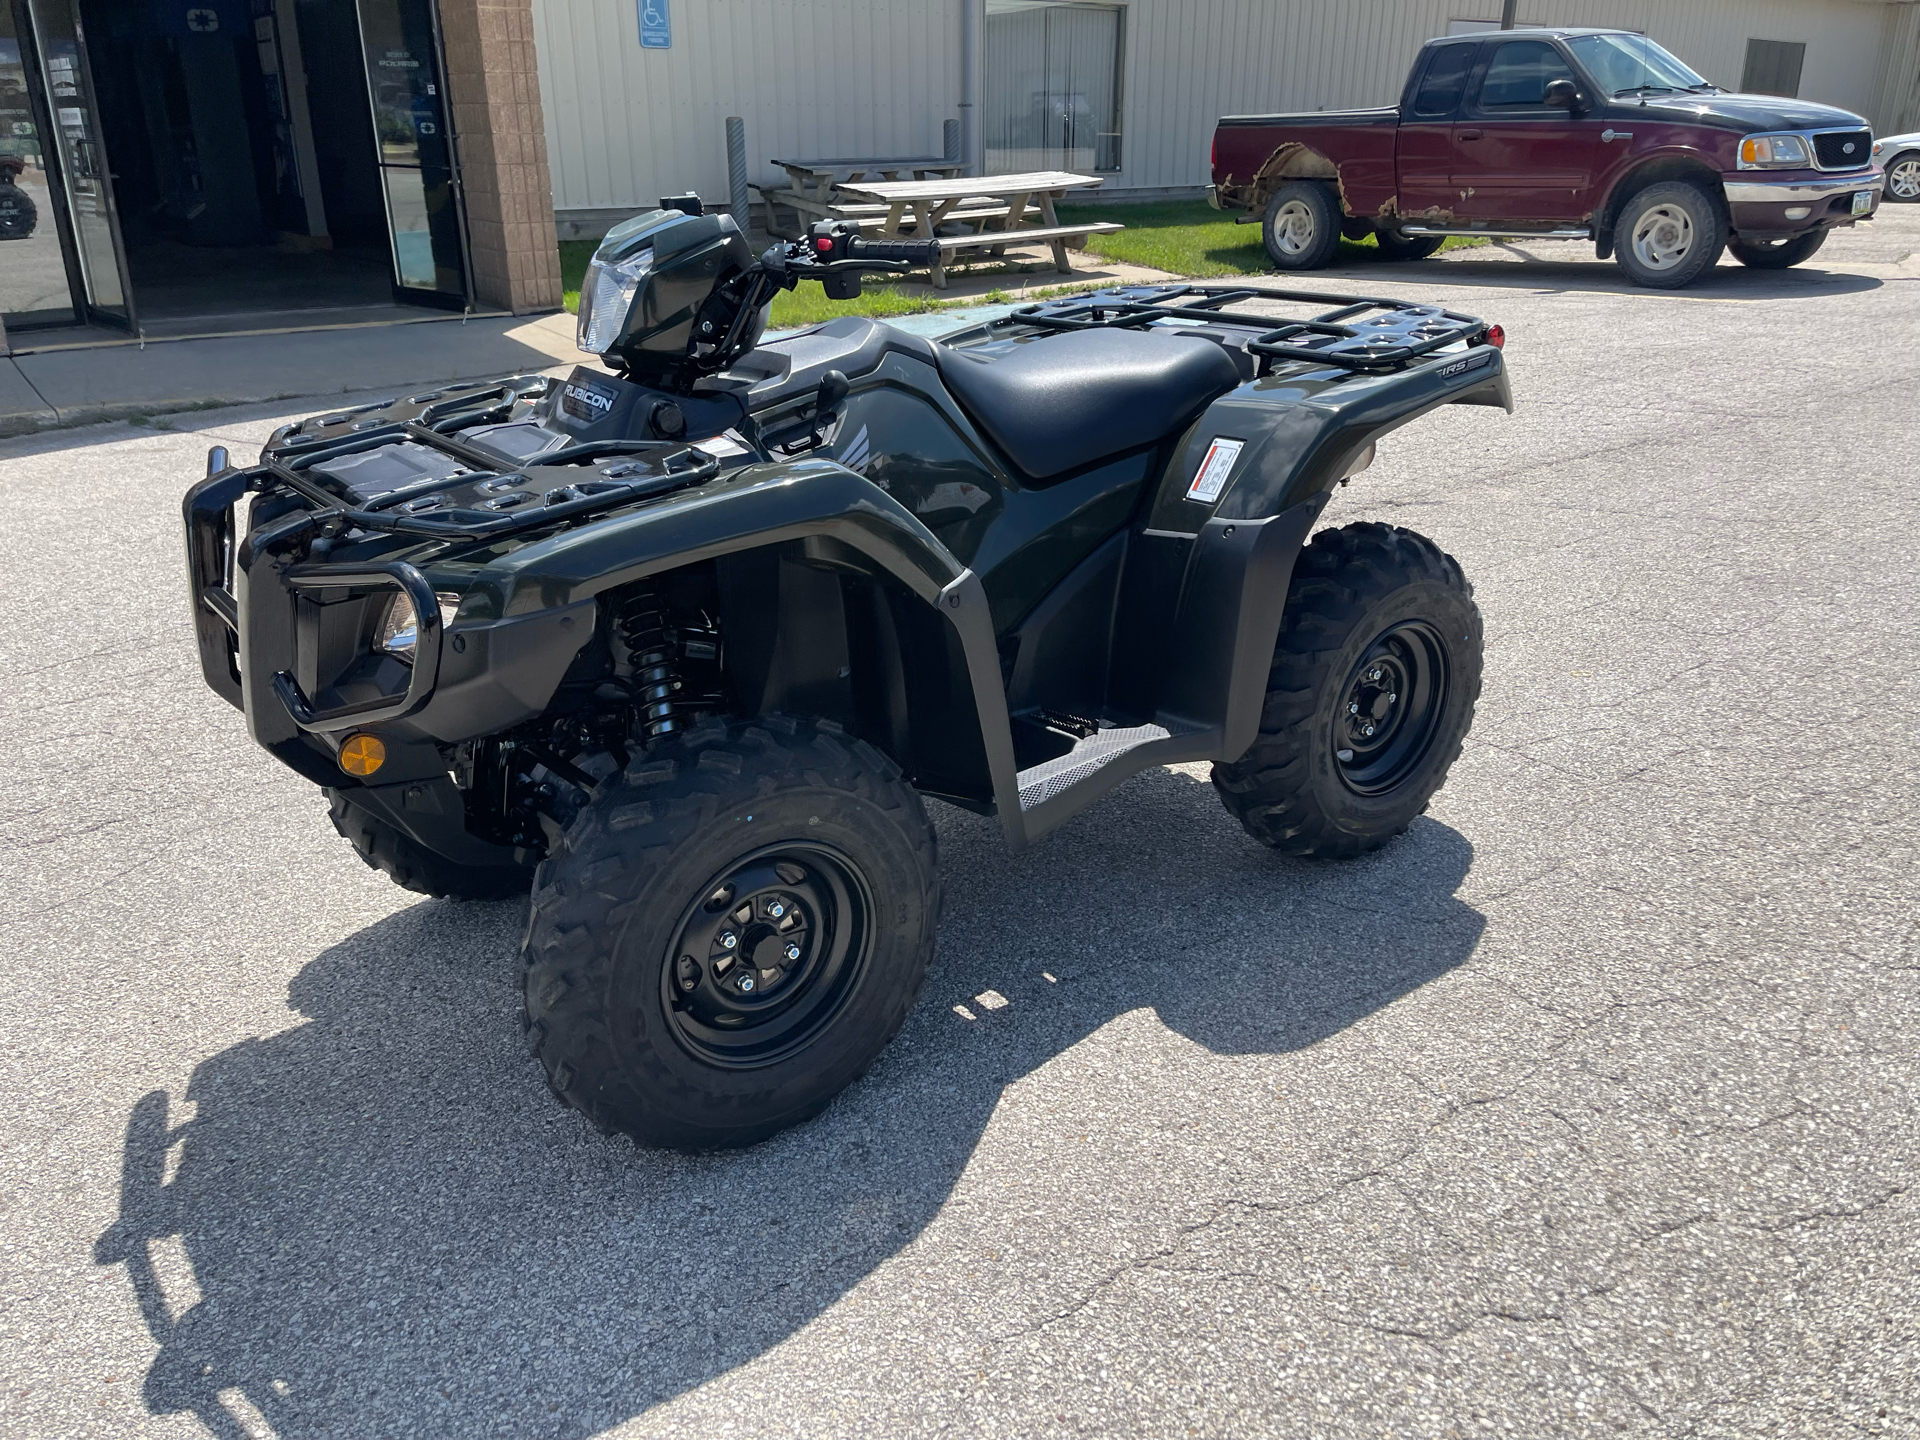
left=1016, top=723, right=1172, bottom=812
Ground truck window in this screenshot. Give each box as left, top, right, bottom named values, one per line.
left=1476, top=39, right=1576, bottom=108
left=1410, top=44, right=1476, bottom=117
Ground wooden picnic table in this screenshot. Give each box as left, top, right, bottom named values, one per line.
left=758, top=156, right=968, bottom=237
left=832, top=170, right=1121, bottom=288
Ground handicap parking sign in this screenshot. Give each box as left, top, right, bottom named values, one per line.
left=639, top=0, right=670, bottom=48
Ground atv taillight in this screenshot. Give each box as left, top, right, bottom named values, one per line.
left=1485, top=324, right=1505, bottom=349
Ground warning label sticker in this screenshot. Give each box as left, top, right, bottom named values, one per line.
left=1187, top=437, right=1245, bottom=504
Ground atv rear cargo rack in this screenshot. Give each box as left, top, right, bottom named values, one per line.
left=1002, top=284, right=1493, bottom=373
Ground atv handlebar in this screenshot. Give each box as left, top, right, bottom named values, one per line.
left=842, top=237, right=942, bottom=267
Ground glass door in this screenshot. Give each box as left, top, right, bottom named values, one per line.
left=21, top=0, right=134, bottom=329
left=2, top=0, right=78, bottom=328
left=353, top=0, right=467, bottom=306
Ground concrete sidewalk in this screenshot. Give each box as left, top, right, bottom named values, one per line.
left=0, top=311, right=597, bottom=438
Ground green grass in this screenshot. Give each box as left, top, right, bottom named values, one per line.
left=562, top=238, right=1020, bottom=329
left=558, top=202, right=1485, bottom=329
left=1056, top=198, right=1487, bottom=276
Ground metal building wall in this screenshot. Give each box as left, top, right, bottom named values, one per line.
left=532, top=0, right=1901, bottom=217
left=531, top=0, right=960, bottom=224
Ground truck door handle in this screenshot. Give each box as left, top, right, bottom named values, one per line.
left=1601, top=129, right=1632, bottom=143
left=1457, top=129, right=1483, bottom=140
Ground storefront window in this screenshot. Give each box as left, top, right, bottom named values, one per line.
left=2, top=2, right=79, bottom=327
left=984, top=1, right=1124, bottom=175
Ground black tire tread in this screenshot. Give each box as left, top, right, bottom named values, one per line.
left=325, top=788, right=533, bottom=900
left=1212, top=522, right=1481, bottom=858
left=1728, top=230, right=1826, bottom=269
left=521, top=715, right=939, bottom=1150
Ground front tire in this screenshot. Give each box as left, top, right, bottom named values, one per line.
left=1212, top=523, right=1483, bottom=858
left=325, top=788, right=534, bottom=900
left=1262, top=181, right=1343, bottom=270
left=1883, top=152, right=1920, bottom=203
left=521, top=715, right=939, bottom=1151
left=1372, top=229, right=1445, bottom=262
left=1612, top=180, right=1726, bottom=288
left=1729, top=231, right=1826, bottom=269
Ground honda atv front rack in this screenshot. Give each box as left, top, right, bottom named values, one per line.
left=1002, top=284, right=1495, bottom=374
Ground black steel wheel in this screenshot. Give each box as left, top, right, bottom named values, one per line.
left=1334, top=619, right=1451, bottom=797
left=1728, top=231, right=1826, bottom=269
left=522, top=715, right=938, bottom=1151
left=1213, top=523, right=1482, bottom=857
left=660, top=842, right=873, bottom=1067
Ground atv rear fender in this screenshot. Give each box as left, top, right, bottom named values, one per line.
left=1129, top=342, right=1509, bottom=756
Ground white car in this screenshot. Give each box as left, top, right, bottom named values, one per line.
left=1874, top=132, right=1920, bottom=203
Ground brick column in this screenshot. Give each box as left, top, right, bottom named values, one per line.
left=438, top=0, right=563, bottom=313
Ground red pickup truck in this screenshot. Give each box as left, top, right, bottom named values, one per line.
left=1209, top=28, right=1884, bottom=288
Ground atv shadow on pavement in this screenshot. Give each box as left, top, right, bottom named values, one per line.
left=95, top=766, right=1484, bottom=1439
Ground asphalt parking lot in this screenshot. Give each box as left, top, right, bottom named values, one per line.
left=2, top=213, right=1916, bottom=1440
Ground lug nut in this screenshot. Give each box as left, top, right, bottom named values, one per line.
left=1366, top=667, right=1382, bottom=682
left=1348, top=701, right=1360, bottom=714
left=737, top=974, right=755, bottom=993
left=1362, top=723, right=1376, bottom=737
left=784, top=943, right=801, bottom=962
left=718, top=930, right=737, bottom=950
left=1388, top=693, right=1397, bottom=704
left=767, top=900, right=786, bottom=919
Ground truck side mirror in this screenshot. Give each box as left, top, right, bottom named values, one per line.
left=1543, top=78, right=1580, bottom=111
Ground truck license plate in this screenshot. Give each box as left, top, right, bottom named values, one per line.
left=1853, top=189, right=1873, bottom=214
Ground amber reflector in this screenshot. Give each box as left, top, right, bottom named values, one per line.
left=338, top=734, right=386, bottom=777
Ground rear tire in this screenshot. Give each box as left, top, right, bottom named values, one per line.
left=325, top=788, right=534, bottom=900
left=1262, top=181, right=1344, bottom=271
left=1728, top=231, right=1826, bottom=269
left=1611, top=180, right=1726, bottom=288
left=1372, top=229, right=1445, bottom=261
left=521, top=715, right=939, bottom=1151
left=1212, top=523, right=1483, bottom=858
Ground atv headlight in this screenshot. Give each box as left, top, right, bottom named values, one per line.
left=1737, top=133, right=1813, bottom=169
left=577, top=246, right=654, bottom=354
left=375, top=590, right=462, bottom=663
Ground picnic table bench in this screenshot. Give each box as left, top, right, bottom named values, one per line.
left=755, top=156, right=968, bottom=238
left=832, top=170, right=1121, bottom=288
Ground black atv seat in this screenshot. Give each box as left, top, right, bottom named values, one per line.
left=935, top=328, right=1243, bottom=481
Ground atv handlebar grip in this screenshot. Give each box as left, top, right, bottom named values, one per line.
left=845, top=238, right=941, bottom=266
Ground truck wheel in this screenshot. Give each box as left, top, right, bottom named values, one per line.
left=1883, top=152, right=1920, bottom=203
left=1611, top=180, right=1725, bottom=289
left=1212, top=523, right=1482, bottom=858
left=324, top=788, right=534, bottom=900
left=1728, top=231, right=1826, bottom=269
left=1372, top=230, right=1444, bottom=262
left=1262, top=182, right=1343, bottom=270
left=522, top=715, right=939, bottom=1151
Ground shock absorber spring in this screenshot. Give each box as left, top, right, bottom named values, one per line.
left=615, top=582, right=683, bottom=740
